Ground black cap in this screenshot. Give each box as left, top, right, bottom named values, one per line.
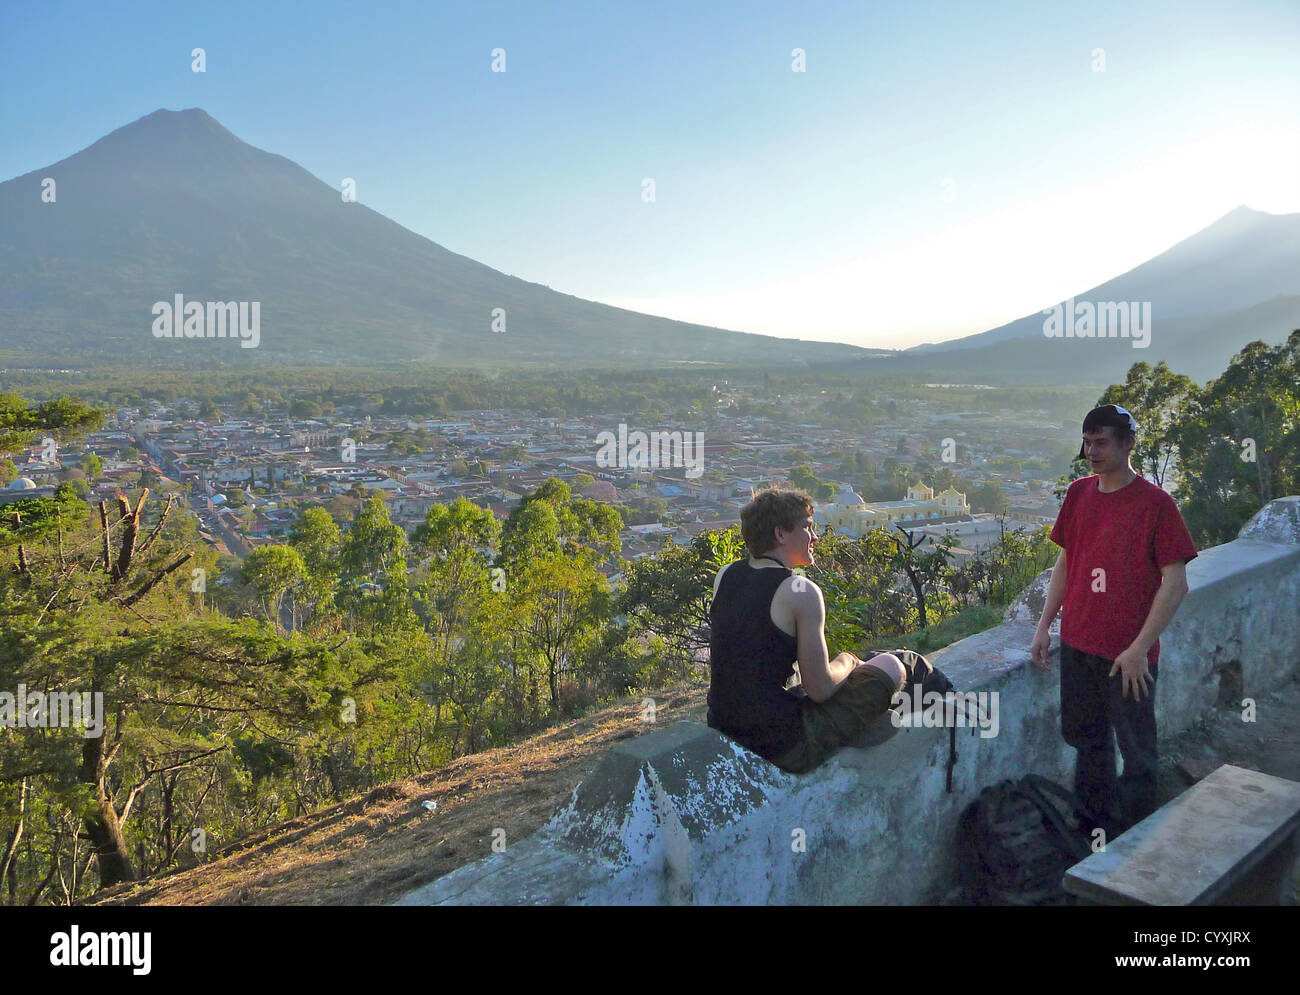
left=1077, top=404, right=1138, bottom=461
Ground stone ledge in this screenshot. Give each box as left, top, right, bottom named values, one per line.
left=1238, top=495, right=1300, bottom=544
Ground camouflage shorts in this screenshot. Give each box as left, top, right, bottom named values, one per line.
left=770, top=650, right=924, bottom=774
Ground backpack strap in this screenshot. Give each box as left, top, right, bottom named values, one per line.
left=1022, top=774, right=1106, bottom=834
left=1018, top=776, right=1097, bottom=862
left=946, top=724, right=957, bottom=793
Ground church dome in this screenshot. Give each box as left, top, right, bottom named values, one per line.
left=7, top=477, right=38, bottom=490
left=831, top=483, right=864, bottom=506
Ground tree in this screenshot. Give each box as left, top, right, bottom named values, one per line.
left=0, top=457, right=411, bottom=898
left=342, top=496, right=406, bottom=576
left=615, top=528, right=746, bottom=678
left=287, top=507, right=342, bottom=630
left=806, top=527, right=909, bottom=646
left=1174, top=331, right=1300, bottom=544
left=0, top=393, right=103, bottom=455
left=787, top=464, right=834, bottom=501
left=1098, top=362, right=1199, bottom=489
left=290, top=398, right=323, bottom=418
left=411, top=498, right=500, bottom=559
left=0, top=483, right=196, bottom=887
left=972, top=481, right=1008, bottom=515
left=499, top=479, right=622, bottom=566
left=241, top=545, right=308, bottom=632
left=888, top=525, right=956, bottom=630
left=1052, top=360, right=1200, bottom=499
left=509, top=550, right=607, bottom=716
left=501, top=444, right=528, bottom=462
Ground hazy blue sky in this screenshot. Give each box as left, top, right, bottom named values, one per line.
left=3, top=0, right=1297, bottom=349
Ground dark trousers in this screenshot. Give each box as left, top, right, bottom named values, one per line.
left=1059, top=641, right=1159, bottom=834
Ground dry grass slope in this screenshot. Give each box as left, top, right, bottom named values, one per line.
left=84, top=683, right=710, bottom=906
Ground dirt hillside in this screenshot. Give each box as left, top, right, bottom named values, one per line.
left=85, top=684, right=710, bottom=906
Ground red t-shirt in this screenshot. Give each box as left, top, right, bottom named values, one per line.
left=1049, top=473, right=1198, bottom=665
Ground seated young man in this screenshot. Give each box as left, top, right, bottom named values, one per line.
left=707, top=487, right=908, bottom=773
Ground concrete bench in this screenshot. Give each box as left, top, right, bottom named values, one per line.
left=1063, top=764, right=1300, bottom=905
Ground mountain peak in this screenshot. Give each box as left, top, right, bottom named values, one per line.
left=97, top=107, right=240, bottom=148
left=1194, top=203, right=1272, bottom=236
left=1, top=108, right=875, bottom=367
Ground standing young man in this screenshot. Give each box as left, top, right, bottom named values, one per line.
left=1031, top=405, right=1197, bottom=835
left=708, top=487, right=908, bottom=773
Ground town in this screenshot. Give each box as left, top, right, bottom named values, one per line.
left=2, top=374, right=1072, bottom=576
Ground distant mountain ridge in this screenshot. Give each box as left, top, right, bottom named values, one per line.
left=868, top=290, right=1300, bottom=385
left=4, top=109, right=1295, bottom=379
left=907, top=205, right=1300, bottom=356
left=0, top=108, right=881, bottom=368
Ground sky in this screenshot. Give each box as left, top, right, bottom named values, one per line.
left=2, top=0, right=1297, bottom=350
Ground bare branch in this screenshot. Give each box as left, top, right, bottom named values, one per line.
left=135, top=493, right=175, bottom=558
left=98, top=501, right=112, bottom=575
left=121, top=551, right=193, bottom=607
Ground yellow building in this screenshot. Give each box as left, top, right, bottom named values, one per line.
left=815, top=482, right=969, bottom=536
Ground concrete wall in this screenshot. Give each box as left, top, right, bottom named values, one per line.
left=395, top=497, right=1300, bottom=905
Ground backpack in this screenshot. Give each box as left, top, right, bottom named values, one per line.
left=882, top=648, right=971, bottom=793
left=955, top=775, right=1105, bottom=906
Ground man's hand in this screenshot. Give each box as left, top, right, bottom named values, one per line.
left=1030, top=629, right=1052, bottom=671
left=1109, top=647, right=1153, bottom=700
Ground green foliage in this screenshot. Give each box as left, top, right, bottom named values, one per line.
left=615, top=527, right=745, bottom=680
left=618, top=493, right=669, bottom=526
left=241, top=545, right=308, bottom=631
left=411, top=497, right=499, bottom=557
left=971, top=480, right=1008, bottom=514
left=339, top=495, right=406, bottom=585
left=0, top=393, right=104, bottom=455
left=891, top=603, right=1004, bottom=654
left=499, top=478, right=621, bottom=565
left=1173, top=331, right=1300, bottom=545
left=787, top=464, right=834, bottom=501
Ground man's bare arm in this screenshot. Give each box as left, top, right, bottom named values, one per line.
left=790, top=580, right=858, bottom=702
left=1040, top=548, right=1067, bottom=629
left=1031, top=548, right=1066, bottom=669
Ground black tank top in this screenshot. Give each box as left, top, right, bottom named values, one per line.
left=707, top=559, right=802, bottom=759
